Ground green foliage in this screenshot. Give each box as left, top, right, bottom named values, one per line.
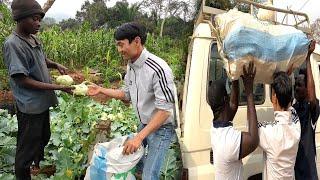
left=145, top=34, right=186, bottom=81
left=105, top=1, right=142, bottom=29
left=0, top=3, right=187, bottom=89
left=0, top=173, right=15, bottom=180
left=0, top=109, right=17, bottom=175
left=75, top=0, right=108, bottom=29
left=0, top=92, right=139, bottom=179
left=38, top=25, right=124, bottom=86
left=38, top=24, right=185, bottom=84
left=160, top=137, right=183, bottom=180
left=58, top=18, right=81, bottom=30
left=41, top=93, right=139, bottom=179
left=0, top=93, right=182, bottom=179
left=0, top=3, right=14, bottom=71
left=0, top=2, right=185, bottom=178
left=162, top=17, right=193, bottom=39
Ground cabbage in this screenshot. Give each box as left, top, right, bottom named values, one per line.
left=56, top=75, right=74, bottom=86
left=72, top=82, right=88, bottom=96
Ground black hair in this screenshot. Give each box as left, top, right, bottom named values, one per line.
left=114, top=22, right=147, bottom=45
left=271, top=71, right=292, bottom=109
left=298, top=68, right=307, bottom=87
left=207, top=79, right=228, bottom=114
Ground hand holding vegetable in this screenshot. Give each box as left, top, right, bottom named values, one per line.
left=59, top=85, right=75, bottom=94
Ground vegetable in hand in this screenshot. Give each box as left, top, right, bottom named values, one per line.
left=72, top=82, right=88, bottom=96
left=56, top=75, right=74, bottom=86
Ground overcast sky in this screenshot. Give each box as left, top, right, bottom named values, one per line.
left=274, top=0, right=320, bottom=24
left=35, top=0, right=319, bottom=23
left=36, top=0, right=140, bottom=21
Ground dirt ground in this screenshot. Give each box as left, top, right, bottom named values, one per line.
left=0, top=90, right=14, bottom=103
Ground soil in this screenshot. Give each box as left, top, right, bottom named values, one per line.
left=68, top=71, right=86, bottom=84
left=39, top=165, right=56, bottom=177
left=0, top=90, right=14, bottom=103
left=91, top=93, right=110, bottom=104
left=95, top=120, right=111, bottom=132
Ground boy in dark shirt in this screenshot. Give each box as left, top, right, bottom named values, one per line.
left=293, top=40, right=319, bottom=180
left=3, top=0, right=73, bottom=179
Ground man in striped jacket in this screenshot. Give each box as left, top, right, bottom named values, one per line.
left=88, top=22, right=176, bottom=180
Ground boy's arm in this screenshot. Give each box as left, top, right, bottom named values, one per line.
left=13, top=74, right=73, bottom=92
left=46, top=58, right=68, bottom=75
left=229, top=80, right=239, bottom=120
left=306, top=41, right=317, bottom=105
left=306, top=41, right=319, bottom=125
left=239, top=62, right=259, bottom=159
left=4, top=42, right=72, bottom=92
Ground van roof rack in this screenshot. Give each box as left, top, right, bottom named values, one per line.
left=195, top=0, right=226, bottom=26
left=236, top=0, right=311, bottom=34
left=195, top=0, right=311, bottom=34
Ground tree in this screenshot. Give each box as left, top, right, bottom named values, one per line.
left=311, top=18, right=320, bottom=44
left=0, top=0, right=11, bottom=6
left=142, top=0, right=193, bottom=37
left=162, top=16, right=193, bottom=39
left=106, top=0, right=142, bottom=28
left=43, top=0, right=55, bottom=13
left=59, top=18, right=81, bottom=30
left=200, top=0, right=255, bottom=14
left=0, top=0, right=11, bottom=18
left=75, top=0, right=108, bottom=29
left=41, top=17, right=57, bottom=29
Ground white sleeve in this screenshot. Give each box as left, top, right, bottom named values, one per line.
left=226, top=128, right=242, bottom=161
left=258, top=121, right=276, bottom=150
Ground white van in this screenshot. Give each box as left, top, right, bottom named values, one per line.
left=176, top=1, right=320, bottom=179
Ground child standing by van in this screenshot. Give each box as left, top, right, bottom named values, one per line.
left=209, top=62, right=259, bottom=180
left=258, top=72, right=301, bottom=180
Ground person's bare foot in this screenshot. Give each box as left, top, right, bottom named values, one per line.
left=30, top=165, right=40, bottom=176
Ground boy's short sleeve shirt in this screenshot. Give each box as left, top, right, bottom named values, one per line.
left=3, top=32, right=58, bottom=114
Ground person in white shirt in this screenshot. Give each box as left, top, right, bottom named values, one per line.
left=258, top=71, right=301, bottom=180
left=209, top=62, right=259, bottom=180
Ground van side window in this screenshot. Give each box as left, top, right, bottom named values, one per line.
left=208, top=42, right=265, bottom=105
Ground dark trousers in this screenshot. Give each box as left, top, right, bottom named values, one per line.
left=15, top=110, right=51, bottom=180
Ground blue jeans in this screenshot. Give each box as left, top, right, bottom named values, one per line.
left=137, top=123, right=175, bottom=180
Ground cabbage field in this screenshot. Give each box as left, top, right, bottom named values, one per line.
left=0, top=2, right=185, bottom=180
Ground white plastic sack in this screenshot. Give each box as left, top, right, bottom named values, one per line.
left=214, top=9, right=310, bottom=83
left=84, top=135, right=144, bottom=180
